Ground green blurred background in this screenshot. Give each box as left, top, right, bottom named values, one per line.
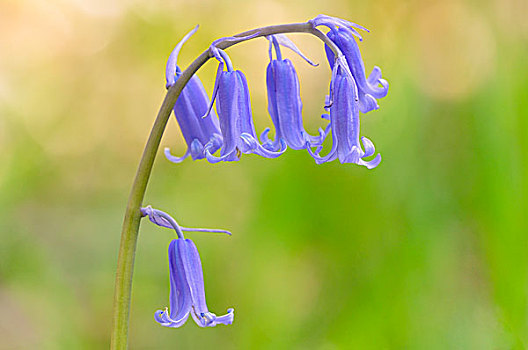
left=1, top=0, right=527, bottom=348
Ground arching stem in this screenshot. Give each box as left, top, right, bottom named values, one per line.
left=110, top=21, right=344, bottom=349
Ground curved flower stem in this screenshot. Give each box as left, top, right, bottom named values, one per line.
left=110, top=21, right=343, bottom=349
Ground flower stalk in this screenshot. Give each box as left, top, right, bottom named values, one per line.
left=110, top=21, right=347, bottom=350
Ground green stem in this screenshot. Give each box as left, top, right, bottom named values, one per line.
left=110, top=21, right=343, bottom=349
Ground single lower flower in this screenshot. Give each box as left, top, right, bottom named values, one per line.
left=141, top=206, right=234, bottom=328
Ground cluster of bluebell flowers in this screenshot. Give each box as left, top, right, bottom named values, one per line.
left=141, top=206, right=234, bottom=328
left=150, top=14, right=388, bottom=331
left=165, top=14, right=388, bottom=168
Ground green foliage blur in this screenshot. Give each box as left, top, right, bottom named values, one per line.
left=1, top=0, right=527, bottom=348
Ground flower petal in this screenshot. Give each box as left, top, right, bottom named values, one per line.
left=205, top=146, right=238, bottom=163
left=164, top=147, right=190, bottom=164
left=367, top=66, right=382, bottom=85
left=358, top=93, right=379, bottom=114
left=267, top=58, right=321, bottom=150
left=215, top=308, right=235, bottom=325
left=200, top=308, right=235, bottom=327
left=241, top=133, right=286, bottom=158
left=178, top=239, right=234, bottom=327
left=306, top=139, right=338, bottom=164
left=154, top=240, right=193, bottom=328
left=167, top=63, right=223, bottom=163
left=358, top=153, right=381, bottom=169
left=326, top=28, right=389, bottom=100
left=360, top=136, right=376, bottom=158
left=259, top=128, right=280, bottom=151
left=189, top=139, right=205, bottom=160
left=179, top=239, right=208, bottom=317
left=154, top=309, right=190, bottom=328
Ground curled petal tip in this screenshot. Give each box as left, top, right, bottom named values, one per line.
left=189, top=139, right=206, bottom=160
left=241, top=133, right=286, bottom=158
left=260, top=127, right=272, bottom=144
left=240, top=133, right=258, bottom=150
left=164, top=147, right=190, bottom=164
left=359, top=94, right=379, bottom=114
left=367, top=66, right=382, bottom=84
left=379, top=78, right=389, bottom=91
left=154, top=309, right=170, bottom=325
left=360, top=136, right=376, bottom=158
left=204, top=144, right=233, bottom=163
left=359, top=153, right=381, bottom=169
left=213, top=308, right=235, bottom=326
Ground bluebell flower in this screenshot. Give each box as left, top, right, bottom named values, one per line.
left=261, top=35, right=326, bottom=151
left=307, top=66, right=381, bottom=169
left=312, top=15, right=389, bottom=114
left=164, top=26, right=223, bottom=162
left=141, top=206, right=234, bottom=328
left=204, top=47, right=286, bottom=162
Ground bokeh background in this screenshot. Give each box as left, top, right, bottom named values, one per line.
left=1, top=0, right=527, bottom=348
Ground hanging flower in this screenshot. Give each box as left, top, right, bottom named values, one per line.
left=307, top=65, right=381, bottom=168
left=161, top=15, right=387, bottom=167
left=141, top=206, right=234, bottom=328
left=164, top=26, right=223, bottom=162
left=312, top=14, right=389, bottom=114
left=261, top=35, right=326, bottom=151
left=204, top=46, right=286, bottom=162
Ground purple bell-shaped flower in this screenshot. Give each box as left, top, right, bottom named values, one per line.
left=307, top=64, right=381, bottom=168
left=261, top=35, right=326, bottom=151
left=164, top=26, right=223, bottom=162
left=312, top=15, right=389, bottom=114
left=204, top=47, right=286, bottom=162
left=141, top=206, right=234, bottom=328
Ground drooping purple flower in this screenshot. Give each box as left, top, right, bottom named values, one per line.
left=307, top=66, right=381, bottom=169
left=141, top=206, right=234, bottom=328
left=261, top=35, right=326, bottom=151
left=312, top=15, right=389, bottom=114
left=164, top=26, right=223, bottom=162
left=204, top=47, right=286, bottom=162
